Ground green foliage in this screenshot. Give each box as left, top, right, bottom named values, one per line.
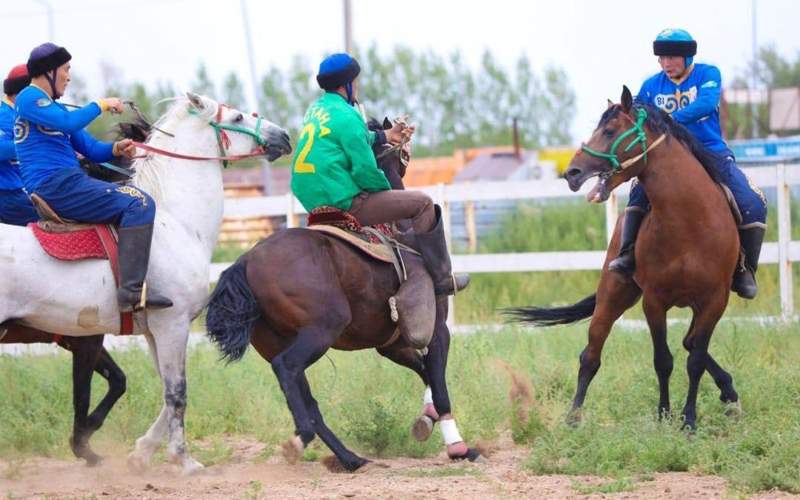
left=70, top=46, right=575, bottom=157
left=727, top=45, right=800, bottom=138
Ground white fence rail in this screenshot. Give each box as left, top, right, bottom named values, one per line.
left=216, top=164, right=799, bottom=321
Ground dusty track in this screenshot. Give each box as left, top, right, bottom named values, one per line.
left=2, top=436, right=797, bottom=499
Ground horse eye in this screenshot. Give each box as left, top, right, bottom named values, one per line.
left=603, top=128, right=615, bottom=137
left=234, top=113, right=244, bottom=123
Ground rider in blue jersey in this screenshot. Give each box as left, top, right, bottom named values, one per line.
left=609, top=29, right=767, bottom=299
left=0, top=64, right=38, bottom=226
left=15, top=43, right=172, bottom=312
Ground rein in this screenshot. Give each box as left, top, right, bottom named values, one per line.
left=581, top=107, right=666, bottom=177
left=135, top=103, right=270, bottom=167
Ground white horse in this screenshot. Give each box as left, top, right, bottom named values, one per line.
left=0, top=92, right=291, bottom=474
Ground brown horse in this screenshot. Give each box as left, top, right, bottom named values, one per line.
left=509, top=87, right=740, bottom=430
left=1, top=325, right=126, bottom=464
left=206, top=123, right=481, bottom=471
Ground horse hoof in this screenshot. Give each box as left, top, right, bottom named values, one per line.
left=565, top=409, right=582, bottom=427
left=411, top=415, right=435, bottom=442
left=723, top=400, right=742, bottom=418
left=127, top=452, right=149, bottom=474
left=281, top=435, right=304, bottom=465
left=322, top=455, right=374, bottom=473
left=449, top=448, right=484, bottom=463
left=84, top=452, right=103, bottom=467
left=181, top=457, right=205, bottom=476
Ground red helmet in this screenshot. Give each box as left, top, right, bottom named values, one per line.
left=4, top=64, right=30, bottom=96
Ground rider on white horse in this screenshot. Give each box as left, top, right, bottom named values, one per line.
left=14, top=42, right=172, bottom=312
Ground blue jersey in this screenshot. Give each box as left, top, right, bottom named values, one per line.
left=14, top=85, right=115, bottom=192
left=636, top=63, right=728, bottom=153
left=0, top=99, right=23, bottom=190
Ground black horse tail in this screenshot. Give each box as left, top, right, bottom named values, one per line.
left=504, top=293, right=597, bottom=327
left=206, top=258, right=260, bottom=362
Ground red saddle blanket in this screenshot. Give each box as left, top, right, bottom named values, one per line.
left=307, top=206, right=394, bottom=244
left=28, top=222, right=133, bottom=335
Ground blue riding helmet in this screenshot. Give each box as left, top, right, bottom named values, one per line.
left=316, top=53, right=361, bottom=105
left=653, top=28, right=696, bottom=69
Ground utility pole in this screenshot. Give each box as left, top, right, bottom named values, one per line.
left=33, top=0, right=54, bottom=41
left=240, top=0, right=262, bottom=111
left=343, top=0, right=353, bottom=53
left=751, top=0, right=759, bottom=138
left=240, top=0, right=271, bottom=194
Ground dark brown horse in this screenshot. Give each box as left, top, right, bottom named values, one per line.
left=1, top=325, right=126, bottom=464
left=509, top=87, right=740, bottom=430
left=206, top=121, right=481, bottom=471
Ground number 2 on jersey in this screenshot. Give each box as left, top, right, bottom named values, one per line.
left=293, top=123, right=316, bottom=173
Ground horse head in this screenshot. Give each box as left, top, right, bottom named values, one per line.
left=565, top=86, right=660, bottom=203
left=183, top=91, right=292, bottom=162
left=368, top=116, right=410, bottom=190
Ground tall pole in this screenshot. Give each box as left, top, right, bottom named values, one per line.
left=751, top=0, right=759, bottom=138
left=33, top=0, right=54, bottom=41
left=343, top=0, right=353, bottom=53
left=240, top=0, right=262, bottom=111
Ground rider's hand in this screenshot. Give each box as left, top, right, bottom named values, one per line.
left=386, top=122, right=416, bottom=145
left=104, top=97, right=125, bottom=114
left=112, top=139, right=136, bottom=159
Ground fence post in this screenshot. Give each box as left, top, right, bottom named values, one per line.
left=777, top=163, right=793, bottom=321
left=605, top=191, right=618, bottom=244
left=285, top=193, right=297, bottom=229
left=465, top=200, right=477, bottom=253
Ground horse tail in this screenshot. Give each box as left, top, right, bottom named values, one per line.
left=504, top=294, right=597, bottom=327
left=206, top=258, right=260, bottom=362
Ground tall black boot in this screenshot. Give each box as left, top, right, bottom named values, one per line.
left=415, top=205, right=469, bottom=296
left=117, top=224, right=173, bottom=312
left=608, top=209, right=646, bottom=276
left=732, top=226, right=765, bottom=300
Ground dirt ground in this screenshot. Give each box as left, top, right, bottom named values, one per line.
left=1, top=436, right=797, bottom=500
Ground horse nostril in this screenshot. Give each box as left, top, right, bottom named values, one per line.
left=566, top=168, right=582, bottom=179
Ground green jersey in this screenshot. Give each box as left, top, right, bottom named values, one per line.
left=290, top=92, right=390, bottom=211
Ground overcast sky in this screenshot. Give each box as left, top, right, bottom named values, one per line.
left=1, top=0, right=798, bottom=143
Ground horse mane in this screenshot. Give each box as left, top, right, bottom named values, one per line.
left=129, top=98, right=215, bottom=204
left=599, top=104, right=723, bottom=185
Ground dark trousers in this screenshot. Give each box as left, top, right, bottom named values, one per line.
left=348, top=190, right=436, bottom=233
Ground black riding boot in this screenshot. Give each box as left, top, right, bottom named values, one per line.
left=732, top=226, right=765, bottom=300
left=415, top=205, right=470, bottom=296
left=117, top=224, right=173, bottom=312
left=608, top=209, right=646, bottom=276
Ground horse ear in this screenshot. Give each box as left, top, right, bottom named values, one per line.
left=382, top=117, right=392, bottom=129
left=185, top=91, right=205, bottom=110
left=620, top=86, right=633, bottom=113
left=607, top=99, right=614, bottom=110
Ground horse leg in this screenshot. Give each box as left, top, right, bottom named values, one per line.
left=377, top=346, right=438, bottom=441
left=64, top=335, right=104, bottom=466
left=84, top=346, right=127, bottom=441
left=130, top=324, right=202, bottom=475
left=705, top=354, right=739, bottom=411
left=421, top=296, right=480, bottom=461
left=128, top=332, right=168, bottom=472
left=298, top=373, right=368, bottom=471
left=642, top=298, right=673, bottom=418
left=569, top=275, right=641, bottom=425
left=681, top=294, right=727, bottom=431
left=271, top=326, right=342, bottom=463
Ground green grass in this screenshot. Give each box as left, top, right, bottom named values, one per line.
left=1, top=322, right=799, bottom=494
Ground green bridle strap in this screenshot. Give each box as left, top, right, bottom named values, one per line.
left=581, top=107, right=650, bottom=172
left=188, top=107, right=267, bottom=168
